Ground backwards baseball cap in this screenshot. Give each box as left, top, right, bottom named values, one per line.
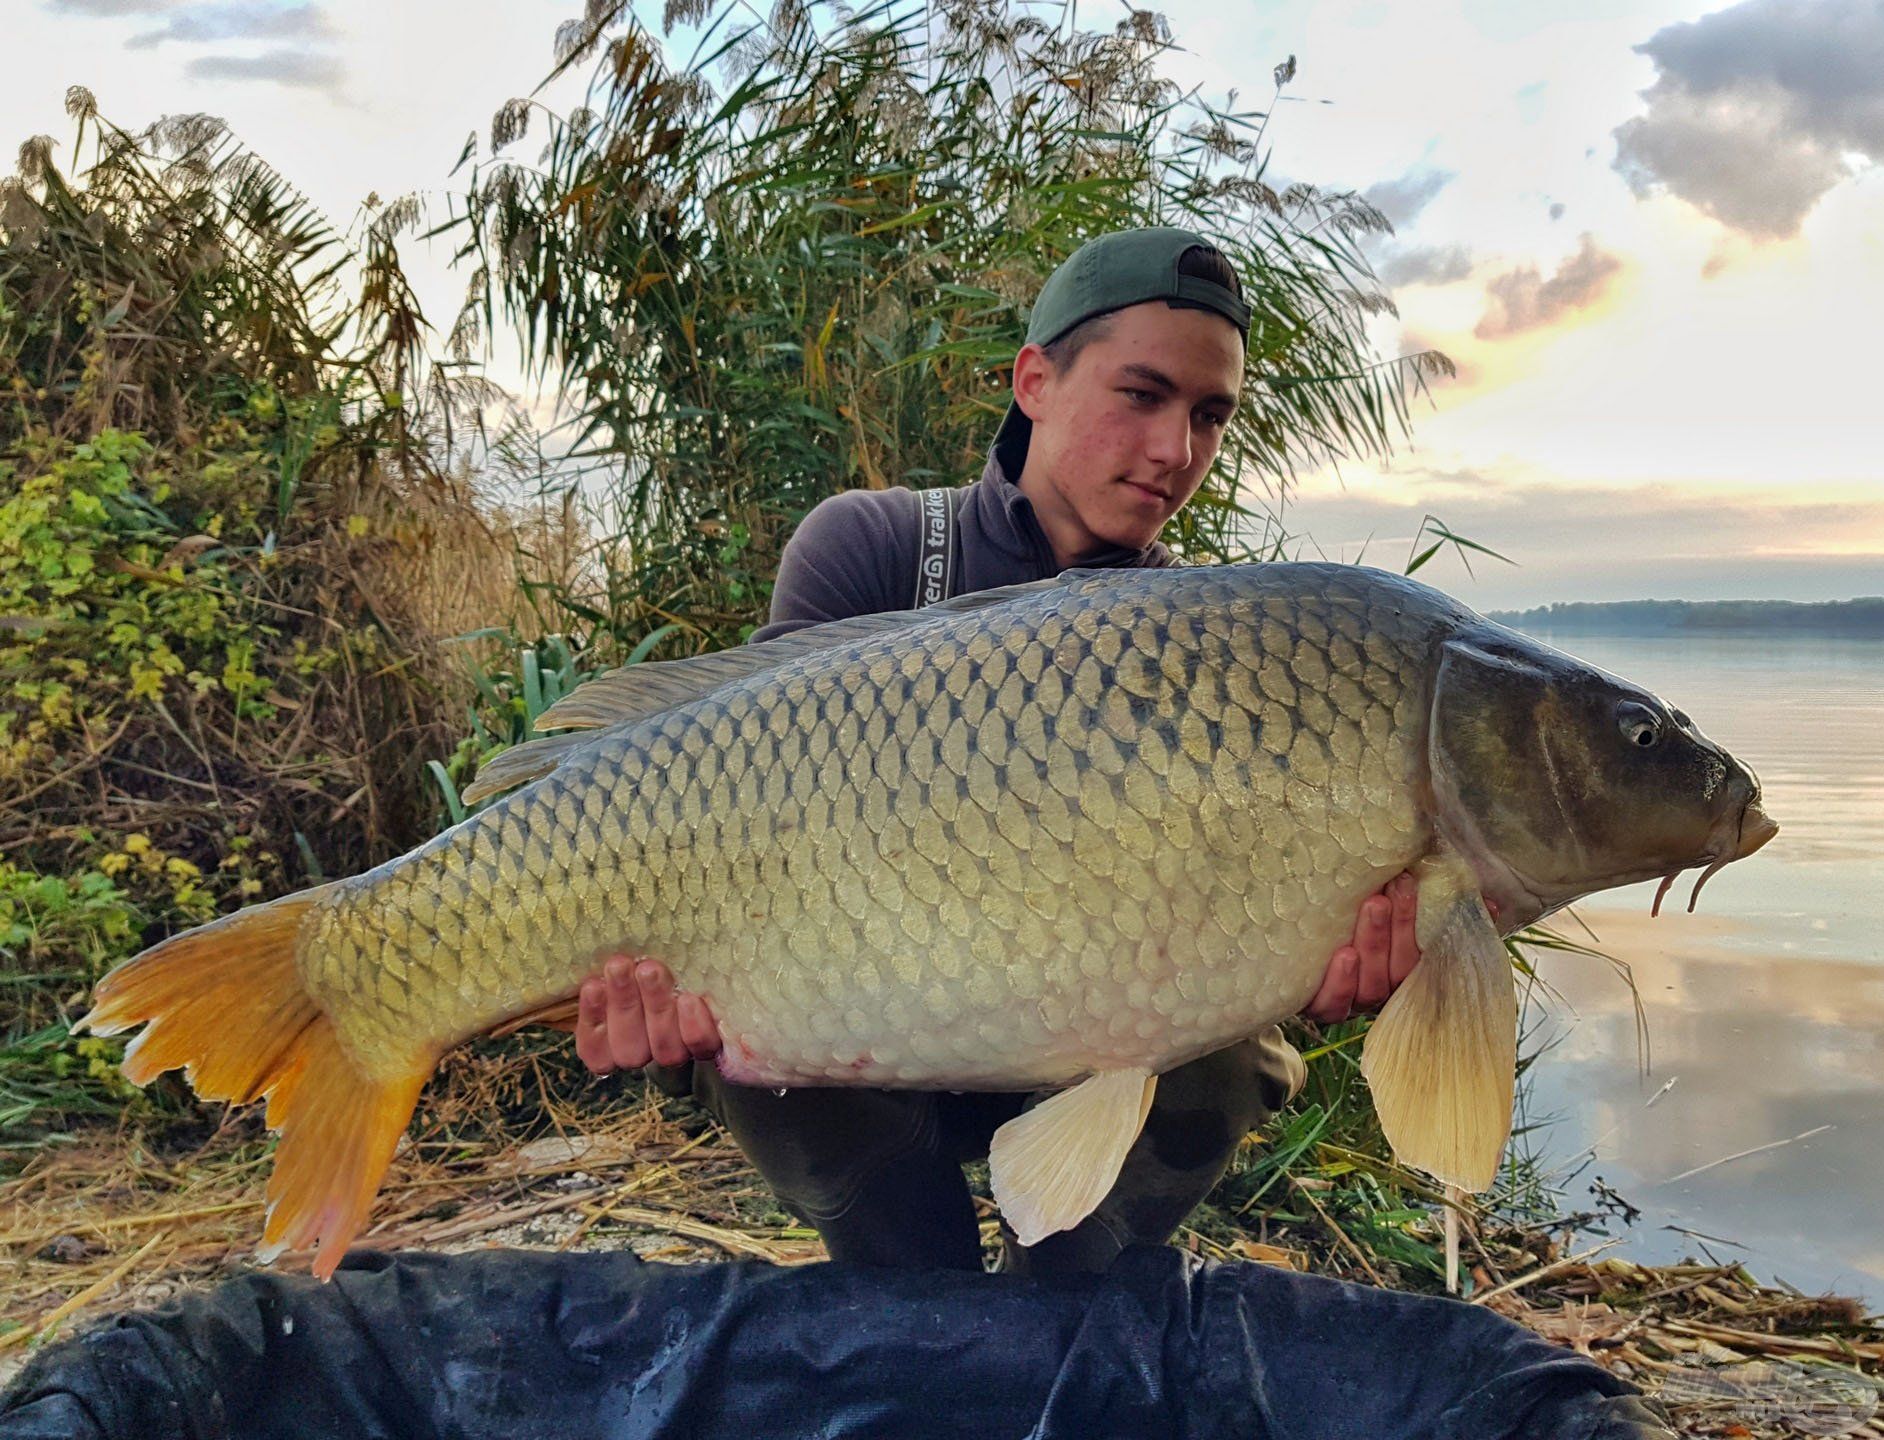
left=993, top=226, right=1253, bottom=472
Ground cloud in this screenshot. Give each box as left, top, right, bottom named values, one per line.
left=1362, top=168, right=1455, bottom=229
left=46, top=0, right=181, bottom=12
left=1398, top=329, right=1476, bottom=388
left=1361, top=167, right=1474, bottom=292
left=1612, top=0, right=1884, bottom=238
left=184, top=48, right=344, bottom=90
left=1376, top=243, right=1474, bottom=288
left=128, top=2, right=334, bottom=48
left=47, top=0, right=343, bottom=92
left=1275, top=469, right=1884, bottom=607
left=1473, top=234, right=1621, bottom=339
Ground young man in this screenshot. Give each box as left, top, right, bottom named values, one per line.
left=572, top=228, right=1422, bottom=1273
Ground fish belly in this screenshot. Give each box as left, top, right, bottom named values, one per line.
left=299, top=566, right=1437, bottom=1088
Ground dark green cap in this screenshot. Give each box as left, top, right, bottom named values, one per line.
left=993, top=226, right=1252, bottom=472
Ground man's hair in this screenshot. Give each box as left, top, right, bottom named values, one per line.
left=1038, top=243, right=1245, bottom=375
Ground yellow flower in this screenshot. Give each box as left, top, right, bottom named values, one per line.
left=121, top=833, right=152, bottom=856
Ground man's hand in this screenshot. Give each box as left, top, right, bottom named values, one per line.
left=1301, top=872, right=1421, bottom=1024
left=574, top=955, right=722, bottom=1077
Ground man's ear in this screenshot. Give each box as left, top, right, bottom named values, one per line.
left=1011, top=341, right=1056, bottom=423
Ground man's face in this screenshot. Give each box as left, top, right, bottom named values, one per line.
left=1013, top=301, right=1244, bottom=561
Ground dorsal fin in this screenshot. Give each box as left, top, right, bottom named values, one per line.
left=534, top=570, right=1101, bottom=734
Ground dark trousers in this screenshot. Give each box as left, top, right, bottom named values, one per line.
left=664, top=1027, right=1305, bottom=1275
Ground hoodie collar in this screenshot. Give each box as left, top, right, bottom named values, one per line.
left=970, top=448, right=1171, bottom=571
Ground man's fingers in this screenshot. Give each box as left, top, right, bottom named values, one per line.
left=676, top=991, right=722, bottom=1061
left=1388, top=872, right=1421, bottom=987
left=574, top=978, right=614, bottom=1075
left=1305, top=944, right=1360, bottom=1024
left=1353, top=893, right=1394, bottom=1012
left=604, top=955, right=653, bottom=1071
left=578, top=954, right=711, bottom=1078
left=637, top=959, right=689, bottom=1070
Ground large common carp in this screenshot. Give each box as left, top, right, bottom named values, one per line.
left=80, top=562, right=1776, bottom=1276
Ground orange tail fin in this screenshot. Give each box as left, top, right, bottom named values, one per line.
left=78, top=888, right=430, bottom=1280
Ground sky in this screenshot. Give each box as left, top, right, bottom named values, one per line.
left=5, top=0, right=1882, bottom=608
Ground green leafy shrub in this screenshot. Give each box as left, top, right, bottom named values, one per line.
left=0, top=100, right=528, bottom=1138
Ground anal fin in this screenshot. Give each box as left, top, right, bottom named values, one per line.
left=1360, top=874, right=1516, bottom=1192
left=988, top=1069, right=1156, bottom=1248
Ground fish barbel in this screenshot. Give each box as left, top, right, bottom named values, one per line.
left=79, top=562, right=1777, bottom=1275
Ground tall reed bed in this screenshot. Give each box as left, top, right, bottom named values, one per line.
left=445, top=0, right=1451, bottom=662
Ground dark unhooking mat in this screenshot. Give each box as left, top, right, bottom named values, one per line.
left=1, top=1244, right=1671, bottom=1439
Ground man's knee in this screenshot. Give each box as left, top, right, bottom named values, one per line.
left=693, top=1065, right=930, bottom=1215
left=1150, top=1029, right=1304, bottom=1144
left=690, top=1066, right=983, bottom=1268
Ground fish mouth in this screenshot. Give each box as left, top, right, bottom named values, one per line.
left=1457, top=792, right=1780, bottom=931
left=1649, top=794, right=1779, bottom=918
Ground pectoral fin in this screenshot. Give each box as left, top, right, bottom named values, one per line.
left=988, top=1069, right=1157, bottom=1248
left=1359, top=884, right=1516, bottom=1192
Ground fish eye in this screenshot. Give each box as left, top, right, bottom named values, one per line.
left=1617, top=700, right=1661, bottom=749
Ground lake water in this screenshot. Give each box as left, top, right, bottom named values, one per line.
left=1502, top=629, right=1883, bottom=1307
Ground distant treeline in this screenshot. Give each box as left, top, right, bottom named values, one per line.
left=1489, top=598, right=1884, bottom=637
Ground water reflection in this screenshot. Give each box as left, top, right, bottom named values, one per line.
left=1521, top=907, right=1884, bottom=1305
left=1498, top=629, right=1883, bottom=1301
